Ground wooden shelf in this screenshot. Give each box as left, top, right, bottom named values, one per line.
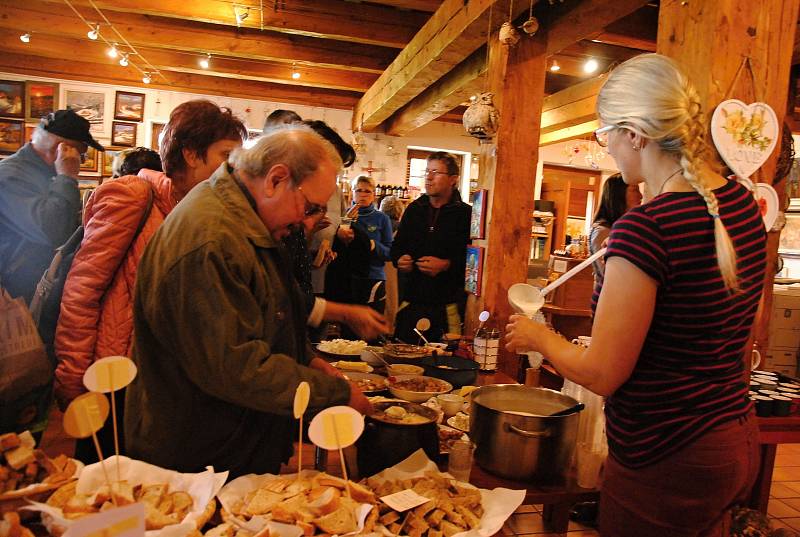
left=542, top=304, right=593, bottom=317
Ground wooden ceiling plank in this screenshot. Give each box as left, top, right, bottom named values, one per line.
left=539, top=119, right=599, bottom=146
left=0, top=30, right=377, bottom=92
left=34, top=0, right=429, bottom=48
left=359, top=1, right=441, bottom=12
left=545, top=0, right=652, bottom=56
left=1, top=1, right=395, bottom=73
left=591, top=31, right=656, bottom=52
left=385, top=47, right=486, bottom=135
left=352, top=0, right=531, bottom=131
left=0, top=52, right=360, bottom=110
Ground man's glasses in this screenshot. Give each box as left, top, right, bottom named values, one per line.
left=296, top=185, right=326, bottom=217
left=424, top=169, right=449, bottom=176
left=592, top=125, right=616, bottom=148
left=354, top=188, right=374, bottom=194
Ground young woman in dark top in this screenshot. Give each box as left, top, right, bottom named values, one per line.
left=506, top=53, right=767, bottom=536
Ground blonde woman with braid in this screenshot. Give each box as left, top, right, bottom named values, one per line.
left=506, top=53, right=767, bottom=536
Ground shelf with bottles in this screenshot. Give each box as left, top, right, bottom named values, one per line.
left=530, top=210, right=554, bottom=263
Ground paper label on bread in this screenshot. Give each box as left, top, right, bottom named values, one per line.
left=22, top=456, right=227, bottom=537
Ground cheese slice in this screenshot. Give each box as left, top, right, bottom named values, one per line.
left=336, top=361, right=370, bottom=372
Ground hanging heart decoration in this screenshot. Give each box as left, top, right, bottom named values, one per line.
left=710, top=99, right=779, bottom=180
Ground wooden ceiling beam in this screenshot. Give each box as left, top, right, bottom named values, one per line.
left=0, top=30, right=377, bottom=92
left=544, top=0, right=652, bottom=56
left=34, top=0, right=428, bottom=49
left=540, top=75, right=606, bottom=134
left=358, top=1, right=441, bottom=12
left=0, top=52, right=361, bottom=110
left=539, top=119, right=599, bottom=146
left=352, top=0, right=531, bottom=132
left=1, top=1, right=395, bottom=73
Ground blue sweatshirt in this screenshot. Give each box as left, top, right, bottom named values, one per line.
left=353, top=204, right=393, bottom=280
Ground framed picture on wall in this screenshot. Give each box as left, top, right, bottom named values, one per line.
left=470, top=189, right=487, bottom=239
left=0, top=119, right=24, bottom=154
left=111, top=121, right=137, bottom=147
left=80, top=146, right=99, bottom=174
left=0, top=80, right=25, bottom=119
left=150, top=121, right=165, bottom=151
left=25, top=81, right=58, bottom=122
left=465, top=245, right=484, bottom=296
left=114, top=91, right=145, bottom=122
left=102, top=148, right=122, bottom=177
left=65, top=89, right=105, bottom=135
left=24, top=124, right=36, bottom=143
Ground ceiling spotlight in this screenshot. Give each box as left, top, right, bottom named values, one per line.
left=550, top=60, right=561, bottom=72
left=107, top=44, right=118, bottom=58
left=199, top=53, right=211, bottom=69
left=119, top=53, right=129, bottom=67
left=19, top=33, right=31, bottom=43
left=87, top=24, right=100, bottom=40
left=142, top=72, right=152, bottom=84
left=583, top=58, right=599, bottom=74
left=235, top=7, right=249, bottom=25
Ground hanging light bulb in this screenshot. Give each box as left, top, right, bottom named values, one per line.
left=550, top=59, right=561, bottom=72
left=199, top=53, right=211, bottom=69
left=87, top=24, right=100, bottom=40
left=290, top=62, right=301, bottom=80
left=107, top=44, right=118, bottom=58
left=19, top=33, right=31, bottom=43
left=119, top=53, right=129, bottom=67
left=583, top=58, right=599, bottom=74
left=142, top=72, right=152, bottom=84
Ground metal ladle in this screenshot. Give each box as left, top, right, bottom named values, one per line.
left=414, top=318, right=431, bottom=346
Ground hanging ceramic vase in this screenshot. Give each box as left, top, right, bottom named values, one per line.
left=462, top=92, right=500, bottom=142
left=522, top=16, right=539, bottom=35
left=499, top=22, right=520, bottom=46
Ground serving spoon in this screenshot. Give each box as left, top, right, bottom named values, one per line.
left=414, top=318, right=431, bottom=346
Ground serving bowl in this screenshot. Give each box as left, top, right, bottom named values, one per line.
left=421, top=355, right=479, bottom=388
left=387, top=375, right=453, bottom=403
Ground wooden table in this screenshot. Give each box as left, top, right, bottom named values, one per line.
left=750, top=415, right=800, bottom=512
left=467, top=371, right=600, bottom=534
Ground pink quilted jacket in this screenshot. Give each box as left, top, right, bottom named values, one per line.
left=54, top=169, right=176, bottom=405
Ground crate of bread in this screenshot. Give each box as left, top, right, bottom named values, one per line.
left=24, top=456, right=226, bottom=536
left=217, top=470, right=377, bottom=537
left=0, top=431, right=81, bottom=514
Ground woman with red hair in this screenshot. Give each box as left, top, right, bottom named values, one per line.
left=55, top=100, right=246, bottom=462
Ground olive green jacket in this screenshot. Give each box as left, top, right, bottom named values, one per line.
left=125, top=164, right=350, bottom=477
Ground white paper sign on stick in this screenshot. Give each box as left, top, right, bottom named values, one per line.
left=293, top=381, right=310, bottom=419
left=84, top=356, right=138, bottom=393
left=64, top=392, right=109, bottom=439
left=710, top=99, right=779, bottom=180
left=63, top=502, right=145, bottom=537
left=308, top=406, right=364, bottom=450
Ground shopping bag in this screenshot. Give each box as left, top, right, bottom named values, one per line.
left=0, top=287, right=53, bottom=434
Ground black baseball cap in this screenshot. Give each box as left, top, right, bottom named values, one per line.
left=40, top=109, right=104, bottom=151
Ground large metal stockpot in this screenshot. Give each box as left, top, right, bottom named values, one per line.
left=470, top=385, right=582, bottom=484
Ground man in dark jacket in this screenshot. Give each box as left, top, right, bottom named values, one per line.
left=390, top=152, right=471, bottom=343
left=126, top=125, right=371, bottom=477
left=0, top=110, right=102, bottom=304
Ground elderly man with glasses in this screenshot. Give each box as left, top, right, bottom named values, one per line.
left=126, top=124, right=372, bottom=477
left=390, top=151, right=471, bottom=343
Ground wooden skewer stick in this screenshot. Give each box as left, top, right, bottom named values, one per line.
left=297, top=415, right=304, bottom=479
left=84, top=405, right=117, bottom=507
left=107, top=365, right=121, bottom=484
left=330, top=416, right=351, bottom=499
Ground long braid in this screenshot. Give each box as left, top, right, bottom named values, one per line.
left=676, top=89, right=740, bottom=292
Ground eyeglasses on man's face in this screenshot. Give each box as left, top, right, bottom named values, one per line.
left=296, top=185, right=326, bottom=217
left=424, top=169, right=450, bottom=177
left=593, top=125, right=617, bottom=148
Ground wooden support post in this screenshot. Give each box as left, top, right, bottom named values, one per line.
left=657, top=0, right=799, bottom=352
left=466, top=31, right=548, bottom=379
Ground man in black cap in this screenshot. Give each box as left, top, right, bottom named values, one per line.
left=0, top=109, right=104, bottom=304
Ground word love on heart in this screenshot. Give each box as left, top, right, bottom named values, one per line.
left=710, top=99, right=778, bottom=180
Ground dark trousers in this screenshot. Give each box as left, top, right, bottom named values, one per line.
left=393, top=300, right=464, bottom=344
left=74, top=389, right=126, bottom=464
left=599, top=411, right=760, bottom=537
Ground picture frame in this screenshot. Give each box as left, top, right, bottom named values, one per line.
left=80, top=146, right=99, bottom=173
left=149, top=121, right=165, bottom=151
left=0, top=119, right=24, bottom=154
left=465, top=245, right=484, bottom=296
left=25, top=81, right=58, bottom=122
left=470, top=189, right=488, bottom=239
left=111, top=121, right=137, bottom=147
left=24, top=124, right=36, bottom=143
left=65, top=89, right=105, bottom=135
left=0, top=80, right=25, bottom=119
left=113, top=91, right=145, bottom=122
left=102, top=148, right=123, bottom=177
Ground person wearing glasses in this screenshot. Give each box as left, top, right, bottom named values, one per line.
left=506, top=54, right=767, bottom=535
left=325, top=175, right=393, bottom=336
left=391, top=152, right=471, bottom=343
left=126, top=124, right=372, bottom=477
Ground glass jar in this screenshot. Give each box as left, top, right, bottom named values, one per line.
left=473, top=326, right=500, bottom=371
